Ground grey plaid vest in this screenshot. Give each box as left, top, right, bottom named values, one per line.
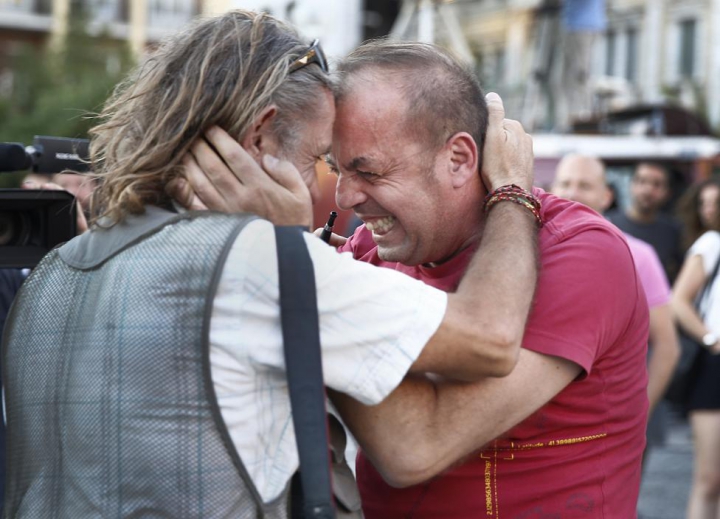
left=2, top=207, right=290, bottom=518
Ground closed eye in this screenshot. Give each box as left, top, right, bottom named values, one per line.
left=356, top=170, right=377, bottom=180
left=323, top=154, right=339, bottom=175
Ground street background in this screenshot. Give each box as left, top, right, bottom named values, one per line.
left=640, top=412, right=693, bottom=517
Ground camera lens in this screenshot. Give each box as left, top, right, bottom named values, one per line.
left=0, top=211, right=31, bottom=246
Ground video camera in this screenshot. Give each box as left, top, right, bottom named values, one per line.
left=0, top=136, right=90, bottom=268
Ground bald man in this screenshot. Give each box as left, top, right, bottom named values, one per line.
left=553, top=154, right=680, bottom=454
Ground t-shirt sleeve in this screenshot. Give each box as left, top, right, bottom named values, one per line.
left=688, top=231, right=720, bottom=276
left=522, top=227, right=642, bottom=376
left=633, top=241, right=671, bottom=309
left=213, top=220, right=448, bottom=406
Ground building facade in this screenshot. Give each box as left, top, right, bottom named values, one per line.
left=0, top=0, right=204, bottom=64
left=426, top=0, right=720, bottom=131
left=0, top=0, right=371, bottom=87
left=3, top=0, right=716, bottom=131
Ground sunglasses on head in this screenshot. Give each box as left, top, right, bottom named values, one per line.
left=289, top=39, right=329, bottom=74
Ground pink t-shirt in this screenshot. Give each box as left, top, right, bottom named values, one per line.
left=625, top=233, right=671, bottom=309
left=339, top=189, right=650, bottom=519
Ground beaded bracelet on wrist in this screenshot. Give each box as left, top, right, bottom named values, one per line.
left=484, top=184, right=543, bottom=227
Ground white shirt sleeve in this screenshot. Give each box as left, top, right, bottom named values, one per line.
left=209, top=219, right=448, bottom=503
left=212, top=219, right=448, bottom=405
left=688, top=230, right=720, bottom=276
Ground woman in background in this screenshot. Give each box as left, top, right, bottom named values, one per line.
left=673, top=178, right=720, bottom=519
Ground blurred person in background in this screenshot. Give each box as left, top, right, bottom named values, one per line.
left=677, top=179, right=720, bottom=252
left=672, top=178, right=720, bottom=519
left=552, top=153, right=680, bottom=465
left=607, top=162, right=684, bottom=282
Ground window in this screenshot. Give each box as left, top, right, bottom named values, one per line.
left=679, top=18, right=696, bottom=78
left=625, top=28, right=637, bottom=82
left=605, top=30, right=616, bottom=76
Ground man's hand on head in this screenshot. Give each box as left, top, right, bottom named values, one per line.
left=481, top=92, right=534, bottom=192
left=169, top=126, right=313, bottom=228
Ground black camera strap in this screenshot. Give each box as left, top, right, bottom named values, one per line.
left=275, top=226, right=335, bottom=519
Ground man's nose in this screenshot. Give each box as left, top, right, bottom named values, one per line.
left=335, top=173, right=367, bottom=211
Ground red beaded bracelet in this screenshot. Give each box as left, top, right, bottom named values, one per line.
left=484, top=184, right=543, bottom=227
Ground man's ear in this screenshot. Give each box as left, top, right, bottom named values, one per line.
left=240, top=105, right=279, bottom=160
left=446, top=132, right=479, bottom=188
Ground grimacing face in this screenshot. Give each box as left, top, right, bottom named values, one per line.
left=331, top=81, right=456, bottom=266
left=631, top=164, right=670, bottom=214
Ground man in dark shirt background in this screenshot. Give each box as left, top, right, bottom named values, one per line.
left=607, top=161, right=684, bottom=282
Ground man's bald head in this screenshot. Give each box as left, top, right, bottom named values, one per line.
left=551, top=154, right=612, bottom=214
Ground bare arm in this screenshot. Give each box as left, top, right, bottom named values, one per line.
left=646, top=304, right=680, bottom=413
left=672, top=255, right=719, bottom=352
left=330, top=350, right=581, bottom=487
